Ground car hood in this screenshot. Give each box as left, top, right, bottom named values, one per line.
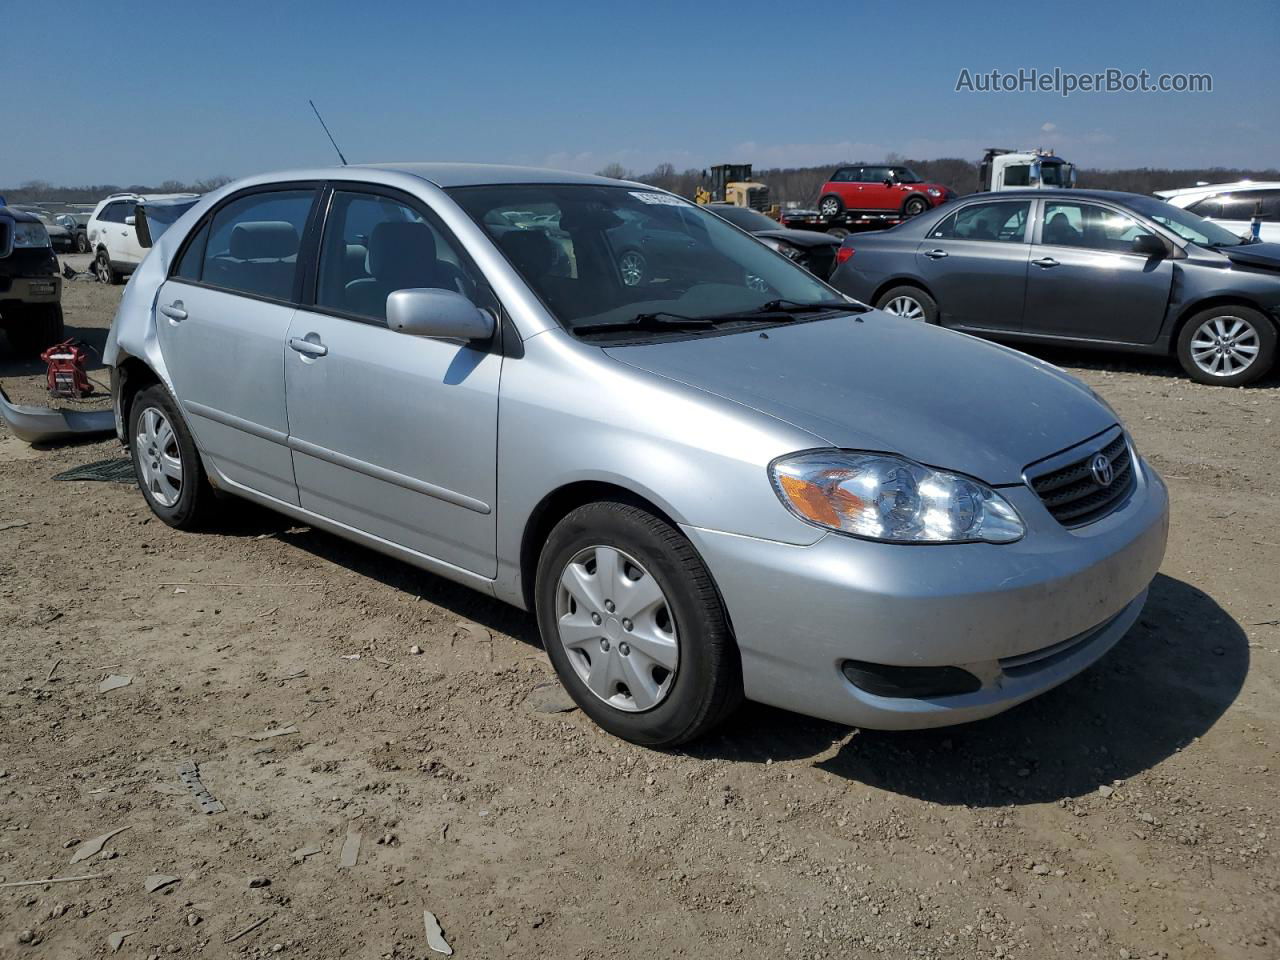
left=752, top=228, right=839, bottom=248
left=604, top=312, right=1116, bottom=484
left=1217, top=241, right=1280, bottom=271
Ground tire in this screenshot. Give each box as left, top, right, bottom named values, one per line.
left=4, top=304, right=65, bottom=355
left=875, top=285, right=939, bottom=324
left=95, top=250, right=122, bottom=285
left=1176, top=305, right=1276, bottom=386
left=902, top=195, right=929, bottom=218
left=128, top=384, right=216, bottom=529
left=75, top=233, right=90, bottom=254
left=826, top=227, right=850, bottom=240
left=534, top=501, right=742, bottom=747
left=618, top=249, right=647, bottom=287
left=818, top=194, right=844, bottom=219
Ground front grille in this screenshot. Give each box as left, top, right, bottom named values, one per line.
left=1028, top=430, right=1135, bottom=527
left=747, top=187, right=770, bottom=211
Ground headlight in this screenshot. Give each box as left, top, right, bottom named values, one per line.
left=13, top=222, right=51, bottom=248
left=926, top=188, right=942, bottom=197
left=760, top=237, right=804, bottom=261
left=770, top=451, right=1024, bottom=543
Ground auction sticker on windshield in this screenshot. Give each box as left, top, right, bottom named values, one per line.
left=630, top=191, right=687, bottom=205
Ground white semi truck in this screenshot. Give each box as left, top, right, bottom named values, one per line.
left=978, top=148, right=1077, bottom=192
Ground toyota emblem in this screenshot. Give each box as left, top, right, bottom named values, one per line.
left=1090, top=453, right=1114, bottom=487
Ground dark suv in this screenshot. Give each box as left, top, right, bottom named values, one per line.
left=0, top=205, right=65, bottom=355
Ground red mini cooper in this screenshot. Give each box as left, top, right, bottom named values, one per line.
left=817, top=164, right=955, bottom=219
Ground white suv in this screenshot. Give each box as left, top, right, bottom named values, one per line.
left=1156, top=181, right=1280, bottom=243
left=87, top=192, right=198, bottom=283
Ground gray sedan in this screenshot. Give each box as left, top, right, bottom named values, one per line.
left=829, top=189, right=1280, bottom=386
left=105, top=165, right=1168, bottom=747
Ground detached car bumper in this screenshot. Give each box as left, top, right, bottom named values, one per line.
left=682, top=457, right=1169, bottom=730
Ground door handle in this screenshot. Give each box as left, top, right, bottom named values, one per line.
left=924, top=249, right=948, bottom=260
left=160, top=301, right=187, bottom=322
left=289, top=336, right=328, bottom=358
left=1032, top=257, right=1060, bottom=268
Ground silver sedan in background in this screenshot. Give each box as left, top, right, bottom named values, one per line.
left=105, top=164, right=1169, bottom=746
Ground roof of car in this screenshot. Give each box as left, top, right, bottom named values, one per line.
left=357, top=162, right=634, bottom=188
left=953, top=188, right=1157, bottom=204
left=1155, top=180, right=1280, bottom=198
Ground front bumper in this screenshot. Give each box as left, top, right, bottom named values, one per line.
left=0, top=275, right=61, bottom=305
left=682, top=457, right=1169, bottom=730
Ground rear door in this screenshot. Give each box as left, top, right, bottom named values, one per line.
left=915, top=199, right=1032, bottom=330
left=1022, top=199, right=1174, bottom=343
left=155, top=185, right=318, bottom=504
left=283, top=185, right=501, bottom=577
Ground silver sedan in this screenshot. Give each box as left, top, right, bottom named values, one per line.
left=105, top=164, right=1169, bottom=746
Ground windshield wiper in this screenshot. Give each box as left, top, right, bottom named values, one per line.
left=756, top=298, right=865, bottom=314
left=573, top=312, right=718, bottom=335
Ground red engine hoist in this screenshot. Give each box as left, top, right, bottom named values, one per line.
left=41, top=339, right=95, bottom=399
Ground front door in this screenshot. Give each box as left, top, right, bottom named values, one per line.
left=155, top=186, right=318, bottom=504
left=1023, top=200, right=1174, bottom=344
left=858, top=166, right=894, bottom=211
left=284, top=187, right=501, bottom=578
left=915, top=198, right=1032, bottom=330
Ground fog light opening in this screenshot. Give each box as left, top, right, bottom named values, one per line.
left=840, top=660, right=982, bottom=699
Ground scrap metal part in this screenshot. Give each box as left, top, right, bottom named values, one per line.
left=176, top=759, right=226, bottom=814
left=0, top=384, right=114, bottom=444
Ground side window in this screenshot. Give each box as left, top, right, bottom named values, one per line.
left=1188, top=196, right=1223, bottom=219
left=831, top=168, right=854, bottom=183
left=1003, top=164, right=1031, bottom=187
left=1219, top=190, right=1280, bottom=222
left=172, top=221, right=209, bottom=281
left=862, top=166, right=888, bottom=183
left=1043, top=202, right=1148, bottom=252
left=99, top=202, right=125, bottom=224
left=200, top=189, right=314, bottom=301
left=930, top=201, right=1030, bottom=242
left=316, top=190, right=481, bottom=323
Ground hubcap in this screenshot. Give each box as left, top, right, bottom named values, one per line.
left=619, top=252, right=645, bottom=287
left=97, top=258, right=111, bottom=283
left=1190, top=316, right=1260, bottom=377
left=554, top=545, right=679, bottom=713
left=134, top=406, right=183, bottom=508
left=883, top=295, right=926, bottom=322
left=820, top=199, right=839, bottom=216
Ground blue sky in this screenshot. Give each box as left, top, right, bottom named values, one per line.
left=6, top=0, right=1277, bottom=185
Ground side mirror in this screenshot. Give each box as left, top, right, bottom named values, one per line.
left=1132, top=233, right=1166, bottom=258
left=386, top=288, right=495, bottom=341
left=125, top=215, right=135, bottom=226
left=882, top=178, right=894, bottom=187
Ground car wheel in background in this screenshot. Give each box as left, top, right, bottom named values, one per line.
left=4, top=304, right=65, bottom=355
left=1176, top=306, right=1276, bottom=386
left=535, top=501, right=743, bottom=747
left=826, top=227, right=850, bottom=240
left=128, top=384, right=216, bottom=529
left=95, top=250, right=121, bottom=284
left=75, top=233, right=90, bottom=253
left=618, top=250, right=647, bottom=287
left=818, top=195, right=843, bottom=218
left=902, top=195, right=929, bottom=218
left=875, top=286, right=938, bottom=324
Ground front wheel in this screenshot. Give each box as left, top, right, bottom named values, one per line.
left=4, top=304, right=65, bottom=355
left=95, top=250, right=121, bottom=285
left=1176, top=306, right=1275, bottom=386
left=875, top=285, right=938, bottom=324
left=128, top=384, right=217, bottom=528
left=535, top=501, right=742, bottom=746
left=75, top=233, right=90, bottom=254
left=902, top=195, right=929, bottom=218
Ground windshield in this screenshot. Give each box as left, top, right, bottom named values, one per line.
left=711, top=205, right=783, bottom=232
left=1039, top=161, right=1071, bottom=187
left=449, top=184, right=838, bottom=334
left=1125, top=195, right=1249, bottom=247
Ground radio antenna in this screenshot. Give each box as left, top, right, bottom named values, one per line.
left=309, top=99, right=348, bottom=166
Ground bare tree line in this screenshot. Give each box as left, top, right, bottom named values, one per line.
left=1, top=176, right=234, bottom=204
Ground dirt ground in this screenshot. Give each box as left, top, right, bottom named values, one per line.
left=1, top=260, right=1276, bottom=959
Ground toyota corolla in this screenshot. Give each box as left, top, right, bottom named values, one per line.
left=105, top=164, right=1169, bottom=746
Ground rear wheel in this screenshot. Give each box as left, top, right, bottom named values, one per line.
left=875, top=285, right=938, bottom=324
left=1176, top=306, right=1275, bottom=386
left=818, top=195, right=843, bottom=219
left=535, top=501, right=742, bottom=746
left=4, top=304, right=65, bottom=355
left=902, top=195, right=930, bottom=218
left=128, top=384, right=216, bottom=529
left=75, top=233, right=90, bottom=254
